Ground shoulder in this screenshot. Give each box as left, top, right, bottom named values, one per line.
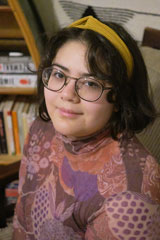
left=27, top=117, right=55, bottom=146
left=29, top=116, right=55, bottom=136
left=104, top=191, right=160, bottom=239
left=119, top=135, right=160, bottom=202
left=120, top=135, right=152, bottom=160
left=19, top=117, right=58, bottom=191
left=87, top=190, right=160, bottom=239
left=23, top=117, right=56, bottom=157
left=142, top=154, right=160, bottom=203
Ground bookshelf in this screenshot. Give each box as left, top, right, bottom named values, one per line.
left=0, top=0, right=42, bottom=164
left=0, top=87, right=37, bottom=95
left=0, top=5, right=22, bottom=38
left=0, top=154, right=21, bottom=165
left=0, top=0, right=44, bottom=228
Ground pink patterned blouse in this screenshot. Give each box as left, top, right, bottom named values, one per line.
left=12, top=117, right=160, bottom=240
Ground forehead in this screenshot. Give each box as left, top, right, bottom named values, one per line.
left=53, top=40, right=89, bottom=73
left=55, top=40, right=87, bottom=58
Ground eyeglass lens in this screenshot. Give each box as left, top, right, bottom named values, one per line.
left=42, top=67, right=105, bottom=102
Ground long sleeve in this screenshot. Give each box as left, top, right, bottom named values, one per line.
left=85, top=191, right=160, bottom=239
left=12, top=155, right=28, bottom=239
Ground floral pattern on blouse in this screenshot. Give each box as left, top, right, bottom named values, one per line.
left=12, top=118, right=160, bottom=240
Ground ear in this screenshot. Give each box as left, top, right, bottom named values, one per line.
left=106, top=89, right=119, bottom=112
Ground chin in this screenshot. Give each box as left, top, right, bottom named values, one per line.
left=53, top=124, right=78, bottom=138
left=51, top=117, right=81, bottom=138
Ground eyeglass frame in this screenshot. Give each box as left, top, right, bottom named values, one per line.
left=42, top=66, right=112, bottom=102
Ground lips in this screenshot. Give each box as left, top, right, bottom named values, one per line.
left=57, top=107, right=82, bottom=117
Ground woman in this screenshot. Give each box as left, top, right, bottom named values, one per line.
left=12, top=16, right=160, bottom=239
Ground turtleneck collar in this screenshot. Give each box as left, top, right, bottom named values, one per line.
left=55, top=126, right=114, bottom=155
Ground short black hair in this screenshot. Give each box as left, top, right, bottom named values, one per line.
left=37, top=20, right=157, bottom=139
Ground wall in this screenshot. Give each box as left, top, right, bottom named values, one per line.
left=33, top=0, right=160, bottom=43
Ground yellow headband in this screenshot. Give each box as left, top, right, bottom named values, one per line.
left=69, top=16, right=133, bottom=78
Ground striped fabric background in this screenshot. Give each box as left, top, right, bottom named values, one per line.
left=52, top=0, right=160, bottom=43
left=137, top=46, right=160, bottom=162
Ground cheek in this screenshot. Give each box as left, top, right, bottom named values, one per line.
left=84, top=101, right=114, bottom=126
left=44, top=89, right=57, bottom=112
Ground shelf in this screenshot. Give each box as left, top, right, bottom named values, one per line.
left=0, top=6, right=23, bottom=39
left=0, top=154, right=21, bottom=165
left=0, top=87, right=37, bottom=95
left=0, top=6, right=11, bottom=12
left=0, top=39, right=28, bottom=54
left=7, top=0, right=41, bottom=68
left=0, top=3, right=40, bottom=181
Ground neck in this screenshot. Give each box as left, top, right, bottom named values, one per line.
left=57, top=125, right=110, bottom=142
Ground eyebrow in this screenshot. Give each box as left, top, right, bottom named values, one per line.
left=52, top=63, right=68, bottom=71
left=51, top=63, right=94, bottom=77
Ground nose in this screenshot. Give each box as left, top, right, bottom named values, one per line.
left=60, top=78, right=80, bottom=103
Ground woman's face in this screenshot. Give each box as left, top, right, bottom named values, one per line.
left=44, top=40, right=114, bottom=139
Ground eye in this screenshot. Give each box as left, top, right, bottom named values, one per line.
left=84, top=79, right=101, bottom=89
left=52, top=69, right=65, bottom=79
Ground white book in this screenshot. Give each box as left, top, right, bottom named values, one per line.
left=0, top=74, right=37, bottom=88
left=0, top=62, right=35, bottom=73
left=3, top=96, right=15, bottom=155
left=17, top=100, right=26, bottom=152
left=0, top=56, right=36, bottom=73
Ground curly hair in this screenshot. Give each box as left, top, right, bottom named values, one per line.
left=37, top=21, right=157, bottom=139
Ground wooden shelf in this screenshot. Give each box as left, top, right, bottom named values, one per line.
left=0, top=5, right=11, bottom=12
left=0, top=6, right=23, bottom=39
left=0, top=1, right=41, bottom=167
left=0, top=87, right=37, bottom=95
left=7, top=0, right=41, bottom=68
left=0, top=154, right=21, bottom=165
left=0, top=39, right=28, bottom=53
left=0, top=1, right=41, bottom=67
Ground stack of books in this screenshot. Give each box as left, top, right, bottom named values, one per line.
left=0, top=54, right=37, bottom=89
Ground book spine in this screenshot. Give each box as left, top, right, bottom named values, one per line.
left=0, top=62, right=35, bottom=73
left=5, top=180, right=19, bottom=205
left=17, top=102, right=25, bottom=153
left=0, top=74, right=37, bottom=88
left=12, top=110, right=21, bottom=155
left=5, top=188, right=18, bottom=198
left=4, top=110, right=15, bottom=155
left=22, top=112, right=29, bottom=141
left=0, top=111, right=8, bottom=153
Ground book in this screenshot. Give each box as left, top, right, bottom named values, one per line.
left=5, top=180, right=19, bottom=205
left=0, top=96, right=37, bottom=155
left=22, top=101, right=30, bottom=142
left=0, top=100, right=8, bottom=154
left=12, top=100, right=21, bottom=155
left=16, top=99, right=26, bottom=153
left=0, top=74, right=37, bottom=88
left=3, top=96, right=15, bottom=155
left=0, top=55, right=36, bottom=73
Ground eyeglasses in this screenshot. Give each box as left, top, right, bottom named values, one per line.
left=42, top=66, right=112, bottom=102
